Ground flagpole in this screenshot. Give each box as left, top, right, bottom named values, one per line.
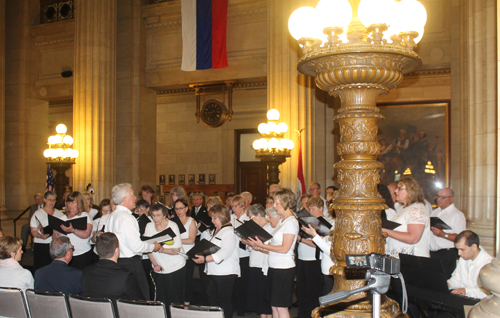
left=295, top=129, right=306, bottom=211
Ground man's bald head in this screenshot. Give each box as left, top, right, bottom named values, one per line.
left=437, top=188, right=454, bottom=210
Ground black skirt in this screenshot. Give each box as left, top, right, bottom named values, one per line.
left=266, top=267, right=296, bottom=308
left=247, top=267, right=272, bottom=315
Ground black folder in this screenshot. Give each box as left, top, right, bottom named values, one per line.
left=298, top=216, right=332, bottom=236
left=234, top=219, right=273, bottom=242
left=196, top=212, right=215, bottom=232
left=141, top=227, right=176, bottom=245
left=430, top=217, right=452, bottom=230
left=47, top=214, right=88, bottom=235
left=35, top=216, right=53, bottom=236
left=133, top=213, right=151, bottom=236
left=169, top=214, right=186, bottom=234
left=185, top=239, right=220, bottom=259
left=381, top=211, right=401, bottom=230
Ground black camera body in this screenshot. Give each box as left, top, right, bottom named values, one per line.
left=345, top=253, right=400, bottom=275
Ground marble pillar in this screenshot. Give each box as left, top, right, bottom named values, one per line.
left=5, top=0, right=47, bottom=212
left=73, top=0, right=116, bottom=200
left=267, top=0, right=335, bottom=190
left=0, top=0, right=5, bottom=213
left=115, top=0, right=157, bottom=191
left=461, top=0, right=497, bottom=254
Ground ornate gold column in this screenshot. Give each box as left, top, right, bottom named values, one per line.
left=73, top=0, right=116, bottom=199
left=292, top=1, right=423, bottom=316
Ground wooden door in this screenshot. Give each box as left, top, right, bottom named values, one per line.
left=238, top=162, right=267, bottom=206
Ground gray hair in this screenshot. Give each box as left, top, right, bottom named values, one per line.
left=241, top=191, right=253, bottom=201
left=50, top=236, right=72, bottom=259
left=248, top=204, right=266, bottom=217
left=112, top=183, right=133, bottom=204
left=265, top=207, right=281, bottom=219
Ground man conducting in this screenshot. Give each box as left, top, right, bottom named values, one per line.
left=106, top=183, right=162, bottom=300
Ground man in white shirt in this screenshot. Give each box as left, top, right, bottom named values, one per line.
left=448, top=230, right=493, bottom=299
left=106, top=183, right=162, bottom=300
left=430, top=188, right=466, bottom=279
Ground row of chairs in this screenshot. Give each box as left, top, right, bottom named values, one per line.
left=0, top=287, right=224, bottom=318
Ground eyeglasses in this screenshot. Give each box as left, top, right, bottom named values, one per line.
left=231, top=204, right=240, bottom=208
left=309, top=188, right=320, bottom=191
left=174, top=206, right=186, bottom=211
left=396, top=186, right=407, bottom=191
left=435, top=195, right=452, bottom=199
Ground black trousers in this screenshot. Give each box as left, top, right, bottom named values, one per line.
left=34, top=243, right=52, bottom=271
left=233, top=256, right=249, bottom=315
left=323, top=274, right=334, bottom=296
left=296, top=259, right=323, bottom=318
left=207, top=274, right=237, bottom=318
left=154, top=267, right=185, bottom=318
left=184, top=259, right=195, bottom=304
left=118, top=256, right=149, bottom=300
left=430, top=248, right=459, bottom=280
left=141, top=258, right=155, bottom=300
left=70, top=250, right=94, bottom=270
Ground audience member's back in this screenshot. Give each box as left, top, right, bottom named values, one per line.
left=82, top=232, right=144, bottom=301
left=34, top=236, right=82, bottom=295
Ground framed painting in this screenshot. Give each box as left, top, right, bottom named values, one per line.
left=179, top=174, right=185, bottom=185
left=169, top=174, right=175, bottom=185
left=188, top=174, right=195, bottom=185
left=377, top=101, right=450, bottom=204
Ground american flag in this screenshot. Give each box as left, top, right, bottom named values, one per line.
left=46, top=164, right=54, bottom=191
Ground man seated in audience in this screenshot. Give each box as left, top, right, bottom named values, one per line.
left=34, top=236, right=82, bottom=295
left=448, top=230, right=493, bottom=299
left=82, top=232, right=145, bottom=301
left=430, top=188, right=466, bottom=279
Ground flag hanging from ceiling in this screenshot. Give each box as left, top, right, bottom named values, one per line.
left=46, top=164, right=54, bottom=192
left=296, top=133, right=306, bottom=201
left=181, top=0, right=229, bottom=71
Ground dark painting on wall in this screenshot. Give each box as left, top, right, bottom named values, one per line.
left=377, top=102, right=449, bottom=204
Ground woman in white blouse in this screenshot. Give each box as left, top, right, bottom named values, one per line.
left=244, top=204, right=273, bottom=318
left=382, top=177, right=430, bottom=258
left=0, top=236, right=34, bottom=292
left=193, top=204, right=239, bottom=318
left=57, top=192, right=93, bottom=269
left=145, top=203, right=185, bottom=310
left=248, top=188, right=299, bottom=318
left=174, top=198, right=197, bottom=305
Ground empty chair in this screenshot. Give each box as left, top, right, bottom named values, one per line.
left=68, top=294, right=116, bottom=318
left=170, top=303, right=224, bottom=318
left=116, top=299, right=167, bottom=318
left=0, top=287, right=30, bottom=318
left=25, top=289, right=71, bottom=318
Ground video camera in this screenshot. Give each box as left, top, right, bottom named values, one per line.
left=345, top=253, right=400, bottom=275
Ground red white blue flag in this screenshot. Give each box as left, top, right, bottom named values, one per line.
left=181, top=0, right=228, bottom=71
left=46, top=164, right=54, bottom=192
left=296, top=134, right=306, bottom=200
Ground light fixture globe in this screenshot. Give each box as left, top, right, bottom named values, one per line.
left=63, top=135, right=74, bottom=145
left=258, top=123, right=269, bottom=134
left=315, top=0, right=352, bottom=30
left=71, top=149, right=79, bottom=158
left=266, top=109, right=280, bottom=121
left=55, top=124, right=67, bottom=134
left=267, top=122, right=278, bottom=133
left=392, top=0, right=427, bottom=33
left=358, top=0, right=395, bottom=28
left=53, top=135, right=63, bottom=144
left=288, top=7, right=317, bottom=40
left=277, top=122, right=288, bottom=134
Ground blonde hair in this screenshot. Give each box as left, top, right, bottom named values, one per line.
left=0, top=236, right=22, bottom=259
left=398, top=177, right=425, bottom=205
left=206, top=196, right=223, bottom=209
left=209, top=204, right=231, bottom=225
left=306, top=196, right=324, bottom=209
left=274, top=188, right=296, bottom=211
left=66, top=191, right=86, bottom=216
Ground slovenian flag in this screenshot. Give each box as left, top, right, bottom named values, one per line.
left=181, top=0, right=228, bottom=71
